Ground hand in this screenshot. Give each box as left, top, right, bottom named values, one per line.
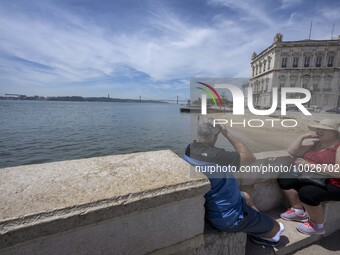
left=219, top=124, right=229, bottom=137
left=301, top=132, right=318, bottom=140
left=294, top=158, right=311, bottom=165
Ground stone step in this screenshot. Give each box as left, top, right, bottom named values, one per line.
left=289, top=230, right=340, bottom=255
left=245, top=209, right=323, bottom=255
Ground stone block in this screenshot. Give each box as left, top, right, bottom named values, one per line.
left=0, top=150, right=210, bottom=254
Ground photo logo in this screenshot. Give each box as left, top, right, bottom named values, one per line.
left=196, top=82, right=223, bottom=107
left=198, top=83, right=312, bottom=116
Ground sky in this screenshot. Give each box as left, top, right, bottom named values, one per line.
left=1, top=0, right=340, bottom=100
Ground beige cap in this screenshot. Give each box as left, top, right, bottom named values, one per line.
left=308, top=119, right=340, bottom=133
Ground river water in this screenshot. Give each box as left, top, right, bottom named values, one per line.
left=0, top=100, right=191, bottom=168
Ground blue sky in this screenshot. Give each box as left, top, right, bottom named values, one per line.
left=1, top=0, right=340, bottom=100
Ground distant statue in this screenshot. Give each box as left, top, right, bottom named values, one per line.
left=251, top=52, right=257, bottom=60
left=274, top=33, right=283, bottom=43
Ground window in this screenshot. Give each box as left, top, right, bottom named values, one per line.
left=293, top=57, right=299, bottom=68
left=316, top=57, right=322, bottom=67
left=281, top=58, right=287, bottom=68
left=263, top=62, right=266, bottom=72
left=328, top=56, right=334, bottom=67
left=256, top=66, right=258, bottom=75
left=268, top=59, right=271, bottom=70
left=259, top=64, right=262, bottom=74
left=252, top=67, right=255, bottom=77
left=304, top=57, right=310, bottom=67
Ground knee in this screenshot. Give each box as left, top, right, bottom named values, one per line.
left=242, top=192, right=254, bottom=205
left=277, top=176, right=296, bottom=190
left=298, top=186, right=321, bottom=206
left=242, top=191, right=260, bottom=211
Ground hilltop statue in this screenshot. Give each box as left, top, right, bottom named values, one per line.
left=274, top=33, right=283, bottom=43
left=251, top=52, right=257, bottom=60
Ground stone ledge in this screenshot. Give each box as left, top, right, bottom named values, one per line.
left=246, top=203, right=340, bottom=255
left=0, top=150, right=210, bottom=249
left=238, top=150, right=292, bottom=185
left=1, top=196, right=207, bottom=255
left=150, top=224, right=247, bottom=255
left=323, top=201, right=340, bottom=235
left=202, top=224, right=247, bottom=255
left=239, top=150, right=291, bottom=212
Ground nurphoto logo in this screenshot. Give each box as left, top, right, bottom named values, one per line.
left=191, top=78, right=313, bottom=129
left=197, top=82, right=311, bottom=116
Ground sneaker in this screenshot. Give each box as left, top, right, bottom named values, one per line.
left=296, top=221, right=326, bottom=235
left=249, top=235, right=279, bottom=247
left=280, top=208, right=308, bottom=222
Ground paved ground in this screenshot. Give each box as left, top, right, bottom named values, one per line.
left=291, top=231, right=340, bottom=255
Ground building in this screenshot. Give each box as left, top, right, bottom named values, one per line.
left=249, top=33, right=340, bottom=110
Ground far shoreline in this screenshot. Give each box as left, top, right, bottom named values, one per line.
left=0, top=96, right=168, bottom=104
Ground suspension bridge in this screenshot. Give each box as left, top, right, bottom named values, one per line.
left=122, top=96, right=190, bottom=104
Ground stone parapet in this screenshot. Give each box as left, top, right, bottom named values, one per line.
left=0, top=150, right=210, bottom=254
left=1, top=149, right=338, bottom=255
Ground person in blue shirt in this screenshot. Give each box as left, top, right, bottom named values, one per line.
left=184, top=117, right=284, bottom=246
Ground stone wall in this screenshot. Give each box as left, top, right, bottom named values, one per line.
left=0, top=149, right=338, bottom=255
left=239, top=150, right=292, bottom=212
left=0, top=150, right=247, bottom=255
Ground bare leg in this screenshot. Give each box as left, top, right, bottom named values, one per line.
left=241, top=192, right=283, bottom=239
left=282, top=189, right=303, bottom=209
left=302, top=203, right=324, bottom=223
left=241, top=191, right=259, bottom=211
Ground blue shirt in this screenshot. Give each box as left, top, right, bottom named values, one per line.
left=184, top=142, right=243, bottom=230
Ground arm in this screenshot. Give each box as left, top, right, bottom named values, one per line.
left=219, top=125, right=256, bottom=166
left=294, top=147, right=340, bottom=177
left=287, top=133, right=318, bottom=157
left=324, top=146, right=340, bottom=178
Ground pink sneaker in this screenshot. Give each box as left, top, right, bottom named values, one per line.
left=296, top=220, right=326, bottom=235
left=280, top=208, right=308, bottom=222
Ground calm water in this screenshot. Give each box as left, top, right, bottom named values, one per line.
left=0, top=100, right=190, bottom=168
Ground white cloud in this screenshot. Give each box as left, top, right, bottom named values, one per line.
left=319, top=6, right=340, bottom=21
left=1, top=0, right=340, bottom=97
left=0, top=2, right=273, bottom=93
left=279, top=0, right=302, bottom=9
left=208, top=0, right=274, bottom=27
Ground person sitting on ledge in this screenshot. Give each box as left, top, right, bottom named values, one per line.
left=184, top=117, right=285, bottom=247
left=278, top=118, right=340, bottom=235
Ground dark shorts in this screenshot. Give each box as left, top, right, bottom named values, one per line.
left=278, top=172, right=340, bottom=206
left=222, top=198, right=274, bottom=236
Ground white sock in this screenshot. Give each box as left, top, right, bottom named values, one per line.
left=292, top=207, right=305, bottom=215
left=261, top=222, right=285, bottom=242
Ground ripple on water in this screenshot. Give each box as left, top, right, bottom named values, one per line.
left=0, top=101, right=190, bottom=168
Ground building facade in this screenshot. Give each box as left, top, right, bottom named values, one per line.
left=249, top=33, right=340, bottom=110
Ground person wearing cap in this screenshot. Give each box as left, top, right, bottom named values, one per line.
left=278, top=118, right=340, bottom=235
left=184, top=117, right=285, bottom=246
